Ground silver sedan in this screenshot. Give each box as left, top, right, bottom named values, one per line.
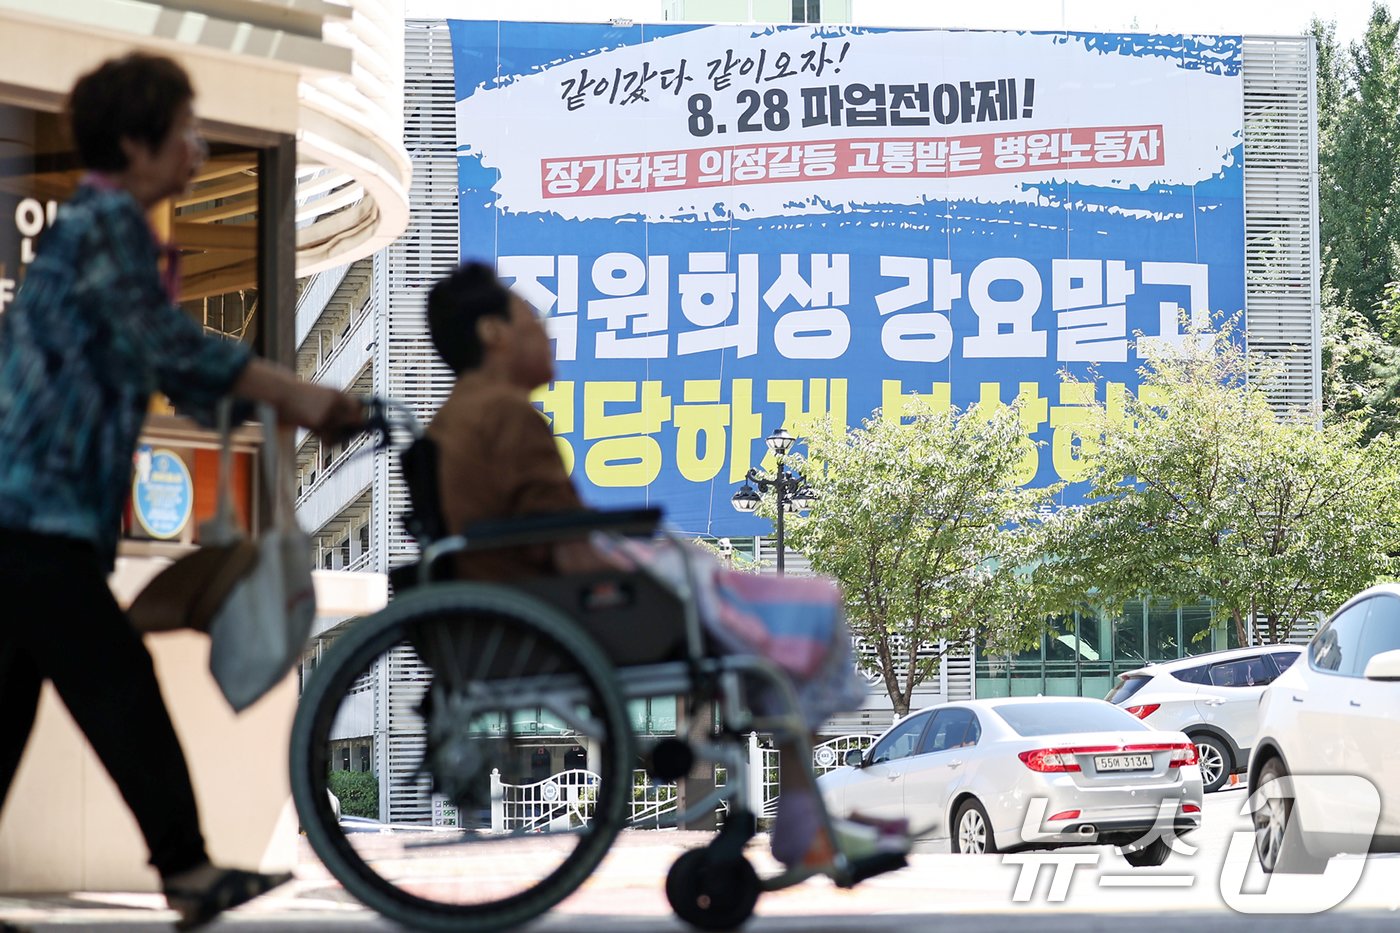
left=816, top=696, right=1204, bottom=866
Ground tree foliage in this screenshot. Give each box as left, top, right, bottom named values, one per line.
left=781, top=398, right=1060, bottom=717
left=1315, top=8, right=1400, bottom=434
left=1045, top=326, right=1400, bottom=646
left=1319, top=5, right=1400, bottom=328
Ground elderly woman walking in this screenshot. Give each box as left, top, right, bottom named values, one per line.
left=0, top=53, right=362, bottom=929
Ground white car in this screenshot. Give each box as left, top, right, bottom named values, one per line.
left=1249, top=585, right=1400, bottom=873
left=1106, top=645, right=1303, bottom=793
left=817, top=697, right=1203, bottom=866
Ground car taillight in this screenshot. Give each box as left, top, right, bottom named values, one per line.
left=1168, top=743, right=1199, bottom=768
left=1182, top=803, right=1201, bottom=814
left=1019, top=748, right=1085, bottom=772
left=1048, top=809, right=1082, bottom=822
left=1125, top=704, right=1160, bottom=719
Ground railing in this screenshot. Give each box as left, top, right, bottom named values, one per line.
left=344, top=551, right=375, bottom=574
left=295, top=434, right=373, bottom=533
left=295, top=263, right=351, bottom=350
left=311, top=310, right=374, bottom=390
left=476, top=768, right=731, bottom=832
left=491, top=769, right=600, bottom=833
left=812, top=734, right=878, bottom=775
left=296, top=432, right=370, bottom=508
left=442, top=733, right=882, bottom=832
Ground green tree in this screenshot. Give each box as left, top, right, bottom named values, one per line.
left=1047, top=325, right=1400, bottom=646
left=781, top=398, right=1060, bottom=718
left=1320, top=4, right=1400, bottom=328
left=1321, top=281, right=1400, bottom=435
left=1310, top=17, right=1346, bottom=144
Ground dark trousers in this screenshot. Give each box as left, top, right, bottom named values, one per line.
left=0, top=532, right=207, bottom=879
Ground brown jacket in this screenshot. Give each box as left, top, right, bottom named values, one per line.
left=426, top=373, right=582, bottom=581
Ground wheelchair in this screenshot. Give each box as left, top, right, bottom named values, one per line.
left=289, top=398, right=906, bottom=932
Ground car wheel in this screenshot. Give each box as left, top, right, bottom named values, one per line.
left=1122, top=837, right=1172, bottom=868
left=1253, top=756, right=1328, bottom=874
left=1191, top=734, right=1231, bottom=793
left=951, top=799, right=997, bottom=855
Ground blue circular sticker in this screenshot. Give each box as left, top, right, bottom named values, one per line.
left=132, top=447, right=193, bottom=540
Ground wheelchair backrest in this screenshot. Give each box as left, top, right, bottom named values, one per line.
left=399, top=434, right=448, bottom=545
left=391, top=429, right=694, bottom=665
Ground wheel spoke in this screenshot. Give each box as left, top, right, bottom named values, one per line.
left=291, top=591, right=631, bottom=931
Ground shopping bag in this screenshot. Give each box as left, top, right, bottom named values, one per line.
left=128, top=401, right=257, bottom=634
left=207, top=404, right=317, bottom=712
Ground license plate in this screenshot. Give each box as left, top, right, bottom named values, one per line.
left=1095, top=754, right=1154, bottom=772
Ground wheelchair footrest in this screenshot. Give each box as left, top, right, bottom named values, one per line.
left=842, top=852, right=908, bottom=887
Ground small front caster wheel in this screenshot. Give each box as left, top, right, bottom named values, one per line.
left=665, top=848, right=761, bottom=930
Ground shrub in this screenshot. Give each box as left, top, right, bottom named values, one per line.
left=328, top=769, right=379, bottom=819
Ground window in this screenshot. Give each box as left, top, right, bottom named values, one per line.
left=340, top=747, right=350, bottom=771
left=1266, top=650, right=1301, bottom=677
left=1112, top=606, right=1146, bottom=666
left=1171, top=664, right=1212, bottom=685
left=1207, top=656, right=1272, bottom=687
left=339, top=538, right=351, bottom=566
left=1105, top=674, right=1152, bottom=702
left=1147, top=601, right=1179, bottom=661
left=869, top=711, right=932, bottom=764
left=791, top=0, right=820, bottom=22
left=1354, top=595, right=1400, bottom=676
left=993, top=701, right=1148, bottom=737
left=359, top=524, right=370, bottom=555
left=358, top=745, right=371, bottom=772
left=322, top=549, right=333, bottom=570
left=1310, top=599, right=1370, bottom=676
left=918, top=708, right=980, bottom=755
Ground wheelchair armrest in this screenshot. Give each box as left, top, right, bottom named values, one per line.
left=457, top=508, right=663, bottom=552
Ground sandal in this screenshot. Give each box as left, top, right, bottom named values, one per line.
left=165, top=868, right=292, bottom=930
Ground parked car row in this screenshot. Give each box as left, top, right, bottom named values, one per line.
left=819, top=584, right=1400, bottom=872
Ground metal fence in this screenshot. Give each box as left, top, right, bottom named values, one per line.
left=455, top=733, right=879, bottom=832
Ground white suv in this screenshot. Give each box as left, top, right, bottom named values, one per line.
left=1249, top=585, right=1400, bottom=873
left=1105, top=645, right=1302, bottom=792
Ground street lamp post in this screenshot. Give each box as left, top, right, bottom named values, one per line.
left=730, top=427, right=816, bottom=575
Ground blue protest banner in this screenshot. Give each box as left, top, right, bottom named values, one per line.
left=449, top=22, right=1245, bottom=537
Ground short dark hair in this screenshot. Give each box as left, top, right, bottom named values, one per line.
left=427, top=262, right=513, bottom=373
left=68, top=53, right=194, bottom=172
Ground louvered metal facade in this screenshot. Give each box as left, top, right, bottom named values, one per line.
left=300, top=26, right=1320, bottom=822
left=1242, top=36, right=1321, bottom=412
left=369, top=20, right=462, bottom=823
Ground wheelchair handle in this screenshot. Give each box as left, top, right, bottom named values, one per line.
left=361, top=395, right=425, bottom=449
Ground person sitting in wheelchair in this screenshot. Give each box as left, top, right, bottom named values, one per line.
left=419, top=261, right=906, bottom=870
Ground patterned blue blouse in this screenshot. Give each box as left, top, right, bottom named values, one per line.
left=0, top=181, right=250, bottom=569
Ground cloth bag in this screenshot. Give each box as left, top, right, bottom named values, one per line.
left=127, top=402, right=316, bottom=711
left=127, top=403, right=258, bottom=634
left=206, top=403, right=317, bottom=712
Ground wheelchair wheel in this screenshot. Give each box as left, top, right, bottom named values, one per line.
left=291, top=583, right=632, bottom=932
left=665, top=848, right=761, bottom=931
